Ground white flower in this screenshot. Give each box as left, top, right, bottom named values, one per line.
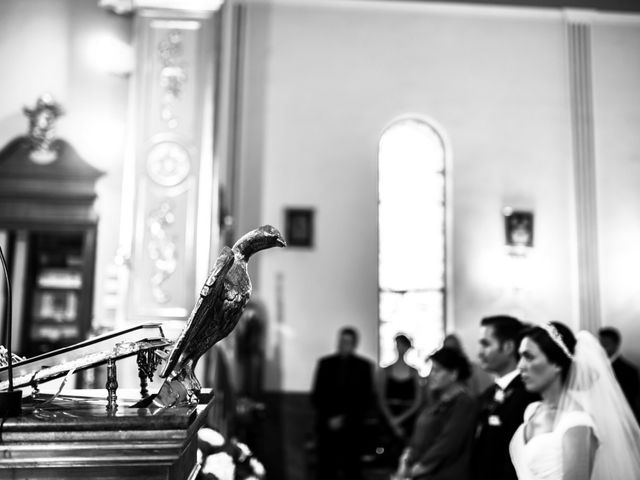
left=198, top=428, right=226, bottom=448
left=202, top=452, right=235, bottom=480
left=235, top=440, right=252, bottom=461
left=249, top=457, right=265, bottom=477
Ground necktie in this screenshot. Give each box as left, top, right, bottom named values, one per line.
left=493, top=384, right=505, bottom=404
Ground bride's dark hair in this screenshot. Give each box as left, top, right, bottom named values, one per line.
left=522, top=321, right=577, bottom=381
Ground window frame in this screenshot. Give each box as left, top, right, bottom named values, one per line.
left=377, top=115, right=451, bottom=373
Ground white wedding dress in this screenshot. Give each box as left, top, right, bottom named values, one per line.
left=509, top=402, right=595, bottom=480
left=509, top=331, right=640, bottom=480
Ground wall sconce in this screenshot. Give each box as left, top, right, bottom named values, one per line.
left=503, top=207, right=534, bottom=257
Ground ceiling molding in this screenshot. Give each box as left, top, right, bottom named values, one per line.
left=395, top=0, right=640, bottom=14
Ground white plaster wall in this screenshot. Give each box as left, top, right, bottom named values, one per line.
left=592, top=16, right=640, bottom=366
left=237, top=1, right=578, bottom=391
left=2, top=0, right=640, bottom=394
left=0, top=0, right=70, bottom=137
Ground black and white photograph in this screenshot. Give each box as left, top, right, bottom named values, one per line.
left=0, top=0, right=639, bottom=479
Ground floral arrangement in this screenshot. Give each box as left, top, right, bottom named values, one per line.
left=197, top=427, right=266, bottom=480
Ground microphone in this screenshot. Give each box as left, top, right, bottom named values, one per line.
left=0, top=243, right=22, bottom=417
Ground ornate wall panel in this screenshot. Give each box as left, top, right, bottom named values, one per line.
left=126, top=10, right=217, bottom=322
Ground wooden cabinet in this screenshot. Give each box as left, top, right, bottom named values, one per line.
left=0, top=389, right=214, bottom=479
left=21, top=228, right=97, bottom=356
left=0, top=136, right=102, bottom=357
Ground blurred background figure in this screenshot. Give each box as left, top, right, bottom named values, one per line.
left=443, top=333, right=493, bottom=397
left=234, top=299, right=268, bottom=445
left=376, top=334, right=423, bottom=468
left=310, top=327, right=375, bottom=480
left=236, top=299, right=266, bottom=398
left=394, top=346, right=477, bottom=480
left=598, top=326, right=640, bottom=420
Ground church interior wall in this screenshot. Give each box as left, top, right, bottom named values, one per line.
left=592, top=19, right=640, bottom=361
left=0, top=0, right=639, bottom=399
left=240, top=0, right=581, bottom=391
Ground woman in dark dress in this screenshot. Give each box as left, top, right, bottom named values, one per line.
left=394, top=346, right=477, bottom=480
left=376, top=334, right=422, bottom=464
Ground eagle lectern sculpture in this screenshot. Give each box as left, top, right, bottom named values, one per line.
left=152, top=225, right=286, bottom=408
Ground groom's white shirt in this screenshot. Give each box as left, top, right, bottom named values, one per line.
left=495, top=368, right=520, bottom=391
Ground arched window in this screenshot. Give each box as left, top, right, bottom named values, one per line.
left=378, top=117, right=447, bottom=373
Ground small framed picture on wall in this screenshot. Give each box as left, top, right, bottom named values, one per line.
left=285, top=208, right=314, bottom=247
left=504, top=209, right=534, bottom=247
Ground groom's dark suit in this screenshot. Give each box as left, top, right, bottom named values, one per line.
left=471, top=374, right=538, bottom=480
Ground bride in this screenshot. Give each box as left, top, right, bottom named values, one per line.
left=509, top=321, right=640, bottom=480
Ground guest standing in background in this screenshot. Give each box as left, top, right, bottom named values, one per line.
left=376, top=334, right=422, bottom=466
left=311, top=327, right=375, bottom=480
left=394, top=346, right=477, bottom=480
left=598, top=326, right=640, bottom=420
left=443, top=333, right=493, bottom=397
left=471, top=315, right=538, bottom=480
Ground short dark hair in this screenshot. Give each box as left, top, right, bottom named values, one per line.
left=443, top=333, right=463, bottom=353
left=599, top=326, right=621, bottom=346
left=481, top=315, right=525, bottom=353
left=430, top=346, right=472, bottom=381
left=522, top=321, right=576, bottom=382
left=339, top=326, right=359, bottom=345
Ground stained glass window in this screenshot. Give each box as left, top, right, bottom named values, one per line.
left=378, top=118, right=447, bottom=375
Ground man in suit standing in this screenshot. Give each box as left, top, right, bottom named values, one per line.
left=311, top=326, right=375, bottom=480
left=471, top=315, right=538, bottom=480
left=598, top=326, right=640, bottom=420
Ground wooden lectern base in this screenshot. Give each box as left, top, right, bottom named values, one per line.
left=0, top=389, right=214, bottom=479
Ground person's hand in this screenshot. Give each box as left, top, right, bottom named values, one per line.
left=393, top=463, right=408, bottom=479
left=390, top=473, right=409, bottom=480
left=396, top=448, right=410, bottom=475
left=410, top=463, right=428, bottom=477
left=328, top=415, right=344, bottom=430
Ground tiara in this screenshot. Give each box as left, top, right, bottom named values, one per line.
left=543, top=323, right=573, bottom=360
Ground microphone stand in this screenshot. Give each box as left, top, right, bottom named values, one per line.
left=0, top=244, right=22, bottom=417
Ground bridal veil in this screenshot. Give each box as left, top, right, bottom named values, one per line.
left=556, top=331, right=640, bottom=479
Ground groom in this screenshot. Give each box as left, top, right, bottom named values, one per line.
left=471, top=315, right=539, bottom=480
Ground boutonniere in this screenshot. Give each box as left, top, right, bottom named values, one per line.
left=494, top=389, right=505, bottom=403
left=488, top=414, right=502, bottom=426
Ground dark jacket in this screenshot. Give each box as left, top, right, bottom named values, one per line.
left=471, top=375, right=538, bottom=480
left=406, top=387, right=477, bottom=480
left=310, top=353, right=374, bottom=428
left=612, top=355, right=640, bottom=418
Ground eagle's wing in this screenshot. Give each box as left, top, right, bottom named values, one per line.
left=160, top=246, right=235, bottom=378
